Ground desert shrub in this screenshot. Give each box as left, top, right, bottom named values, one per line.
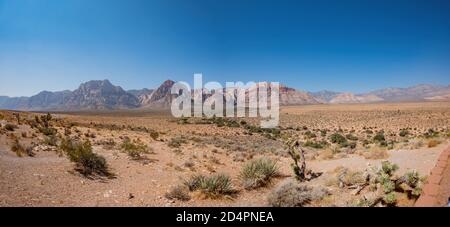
left=427, top=139, right=441, bottom=148
left=380, top=161, right=399, bottom=176
left=184, top=174, right=235, bottom=198
left=365, top=129, right=373, bottom=134
left=39, top=127, right=57, bottom=136
left=168, top=136, right=187, bottom=148
left=329, top=133, right=347, bottom=146
left=225, top=119, right=240, bottom=128
left=184, top=160, right=195, bottom=168
left=150, top=131, right=159, bottom=140
left=356, top=161, right=423, bottom=207
left=423, top=128, right=438, bottom=138
left=383, top=192, right=397, bottom=206
left=84, top=131, right=96, bottom=138
left=399, top=129, right=409, bottom=137
left=339, top=169, right=367, bottom=186
left=4, top=123, right=17, bottom=131
left=43, top=135, right=58, bottom=146
left=165, top=185, right=191, bottom=201
left=345, top=134, right=358, bottom=141
left=373, top=132, right=386, bottom=142
left=184, top=175, right=207, bottom=191
left=304, top=130, right=316, bottom=139
left=59, top=137, right=110, bottom=177
left=304, top=140, right=328, bottom=149
left=10, top=139, right=34, bottom=157
left=96, top=138, right=116, bottom=149
left=267, top=179, right=328, bottom=207
left=362, top=147, right=388, bottom=160
left=240, top=158, right=279, bottom=189
left=120, top=138, right=148, bottom=160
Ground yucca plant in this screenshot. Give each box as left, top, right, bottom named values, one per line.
left=240, top=158, right=279, bottom=189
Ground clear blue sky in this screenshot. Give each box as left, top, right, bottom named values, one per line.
left=1, top=0, right=449, bottom=96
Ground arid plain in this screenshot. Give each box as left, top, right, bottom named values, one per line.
left=1, top=101, right=449, bottom=207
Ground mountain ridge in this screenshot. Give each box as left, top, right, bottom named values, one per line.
left=0, top=80, right=449, bottom=111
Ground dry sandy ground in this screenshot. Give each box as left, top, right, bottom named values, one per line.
left=0, top=101, right=449, bottom=207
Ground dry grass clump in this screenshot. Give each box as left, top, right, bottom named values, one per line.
left=168, top=136, right=187, bottom=148
left=328, top=167, right=367, bottom=187
left=427, top=139, right=441, bottom=148
left=240, top=158, right=279, bottom=189
left=3, top=123, right=18, bottom=131
left=361, top=146, right=389, bottom=160
left=43, top=135, right=58, bottom=146
left=165, top=185, right=191, bottom=201
left=184, top=174, right=236, bottom=198
left=267, top=179, right=329, bottom=207
left=10, top=139, right=34, bottom=157
left=95, top=138, right=116, bottom=149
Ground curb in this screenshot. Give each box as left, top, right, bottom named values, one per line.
left=414, top=146, right=450, bottom=207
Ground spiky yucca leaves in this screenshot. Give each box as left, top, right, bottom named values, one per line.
left=184, top=174, right=235, bottom=198
left=240, top=158, right=279, bottom=189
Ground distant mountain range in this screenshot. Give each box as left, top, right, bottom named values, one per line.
left=0, top=80, right=449, bottom=111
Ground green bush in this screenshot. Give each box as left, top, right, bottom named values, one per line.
left=168, top=136, right=187, bottom=148
left=373, top=132, right=386, bottom=142
left=399, top=129, right=409, bottom=137
left=240, top=158, right=279, bottom=189
left=39, top=127, right=57, bottom=136
left=60, top=137, right=110, bottom=177
left=303, top=140, right=328, bottom=149
left=304, top=130, right=316, bottom=139
left=44, top=135, right=58, bottom=146
left=424, top=128, right=439, bottom=138
left=329, top=133, right=347, bottom=145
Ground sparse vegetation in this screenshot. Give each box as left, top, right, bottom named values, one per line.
left=399, top=129, right=409, bottom=137
left=43, top=135, right=58, bottom=146
left=165, top=185, right=191, bottom=201
left=329, top=133, right=348, bottom=147
left=373, top=131, right=386, bottom=143
left=59, top=137, right=110, bottom=177
left=361, top=147, right=389, bottom=160
left=427, top=139, right=441, bottom=148
left=240, top=158, right=279, bottom=189
left=4, top=123, right=17, bottom=131
left=355, top=161, right=424, bottom=207
left=168, top=136, right=187, bottom=148
left=10, top=139, right=34, bottom=157
left=150, top=131, right=159, bottom=140
left=184, top=174, right=235, bottom=198
left=120, top=137, right=149, bottom=160
left=303, top=140, right=328, bottom=149
left=268, top=179, right=328, bottom=207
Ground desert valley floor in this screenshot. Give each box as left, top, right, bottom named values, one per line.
left=1, top=101, right=449, bottom=207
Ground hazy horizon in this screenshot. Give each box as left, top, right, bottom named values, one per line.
left=1, top=0, right=450, bottom=96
